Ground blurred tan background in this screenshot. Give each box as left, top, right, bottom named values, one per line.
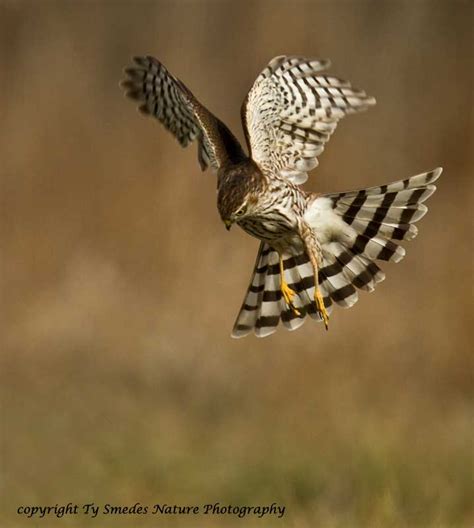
left=1, top=1, right=473, bottom=527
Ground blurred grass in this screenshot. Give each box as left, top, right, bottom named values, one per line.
left=1, top=1, right=473, bottom=527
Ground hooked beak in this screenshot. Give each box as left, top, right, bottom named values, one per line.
left=224, top=219, right=232, bottom=231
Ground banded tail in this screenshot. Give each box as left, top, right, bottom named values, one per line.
left=232, top=168, right=442, bottom=338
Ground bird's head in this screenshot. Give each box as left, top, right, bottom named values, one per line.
left=217, top=163, right=263, bottom=230
left=221, top=200, right=251, bottom=230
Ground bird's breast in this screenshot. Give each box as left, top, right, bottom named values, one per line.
left=238, top=211, right=297, bottom=243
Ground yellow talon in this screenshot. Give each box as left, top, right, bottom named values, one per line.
left=280, top=258, right=300, bottom=316
left=281, top=281, right=301, bottom=316
left=315, top=288, right=329, bottom=330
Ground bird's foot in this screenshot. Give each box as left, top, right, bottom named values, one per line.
left=315, top=288, right=329, bottom=330
left=281, top=280, right=301, bottom=316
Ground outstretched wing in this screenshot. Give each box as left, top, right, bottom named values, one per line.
left=241, top=56, right=376, bottom=184
left=121, top=56, right=246, bottom=171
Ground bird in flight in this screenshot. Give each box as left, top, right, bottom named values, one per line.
left=121, top=55, right=441, bottom=338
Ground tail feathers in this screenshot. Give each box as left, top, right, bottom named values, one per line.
left=279, top=256, right=311, bottom=331
left=232, top=245, right=269, bottom=337
left=318, top=249, right=359, bottom=308
left=232, top=167, right=441, bottom=338
left=330, top=168, right=440, bottom=198
left=332, top=242, right=386, bottom=292
left=232, top=245, right=333, bottom=338
left=255, top=251, right=282, bottom=338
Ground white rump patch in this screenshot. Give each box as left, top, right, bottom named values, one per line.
left=303, top=196, right=356, bottom=245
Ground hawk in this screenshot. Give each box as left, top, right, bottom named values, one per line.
left=121, top=55, right=441, bottom=338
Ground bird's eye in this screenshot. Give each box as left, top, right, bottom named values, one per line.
left=236, top=205, right=247, bottom=217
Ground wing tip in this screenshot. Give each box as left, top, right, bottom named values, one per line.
left=132, top=55, right=147, bottom=67
left=231, top=323, right=253, bottom=339
left=254, top=326, right=278, bottom=338
left=431, top=166, right=443, bottom=181
left=312, top=57, right=331, bottom=71
left=231, top=331, right=248, bottom=339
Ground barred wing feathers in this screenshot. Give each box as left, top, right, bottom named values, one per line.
left=121, top=56, right=246, bottom=171
left=242, top=56, right=376, bottom=184
left=232, top=168, right=441, bottom=338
